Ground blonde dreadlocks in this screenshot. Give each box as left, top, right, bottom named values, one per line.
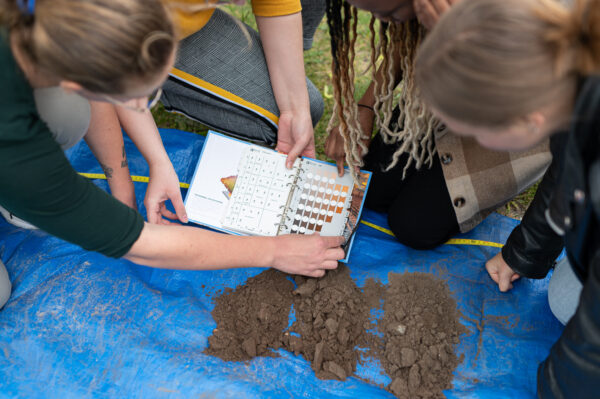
left=325, top=0, right=441, bottom=179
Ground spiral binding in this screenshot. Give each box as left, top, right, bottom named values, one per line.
left=285, top=181, right=302, bottom=190
left=276, top=159, right=306, bottom=235
left=274, top=214, right=291, bottom=223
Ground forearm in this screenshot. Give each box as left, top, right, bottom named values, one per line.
left=256, top=13, right=310, bottom=116
left=116, top=107, right=171, bottom=168
left=125, top=223, right=274, bottom=269
left=85, top=102, right=134, bottom=198
left=502, top=134, right=566, bottom=277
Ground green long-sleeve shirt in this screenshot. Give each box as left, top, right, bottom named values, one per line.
left=0, top=30, right=144, bottom=258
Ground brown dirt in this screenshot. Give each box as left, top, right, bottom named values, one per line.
left=205, top=268, right=466, bottom=398
left=367, top=272, right=469, bottom=399
left=204, top=269, right=294, bottom=361
left=287, top=266, right=371, bottom=380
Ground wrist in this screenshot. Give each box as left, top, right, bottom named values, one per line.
left=357, top=103, right=375, bottom=112
left=147, top=153, right=173, bottom=170
left=258, top=236, right=278, bottom=268
left=279, top=106, right=311, bottom=119
left=107, top=172, right=134, bottom=189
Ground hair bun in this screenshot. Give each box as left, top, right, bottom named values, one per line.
left=569, top=0, right=600, bottom=75
left=541, top=0, right=600, bottom=76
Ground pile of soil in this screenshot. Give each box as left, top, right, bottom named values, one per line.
left=205, top=268, right=466, bottom=399
left=204, top=269, right=294, bottom=361
left=367, top=272, right=468, bottom=398
left=287, top=266, right=371, bottom=380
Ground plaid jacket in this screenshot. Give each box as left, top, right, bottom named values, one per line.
left=435, top=129, right=551, bottom=232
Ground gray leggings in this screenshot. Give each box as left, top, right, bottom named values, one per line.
left=0, top=87, right=90, bottom=309
left=0, top=260, right=9, bottom=309
left=548, top=256, right=583, bottom=325
left=162, top=2, right=327, bottom=145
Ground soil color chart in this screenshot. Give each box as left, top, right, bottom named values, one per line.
left=221, top=146, right=369, bottom=240
left=184, top=131, right=371, bottom=261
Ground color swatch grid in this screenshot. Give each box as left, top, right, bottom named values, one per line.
left=221, top=147, right=297, bottom=235
left=221, top=147, right=353, bottom=237
left=288, top=169, right=350, bottom=235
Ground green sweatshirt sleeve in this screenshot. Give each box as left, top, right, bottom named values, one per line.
left=0, top=30, right=144, bottom=258
left=0, top=116, right=144, bottom=258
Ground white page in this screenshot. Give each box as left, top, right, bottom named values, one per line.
left=221, top=146, right=297, bottom=235
left=184, top=133, right=250, bottom=231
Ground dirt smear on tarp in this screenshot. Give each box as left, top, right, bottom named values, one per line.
left=205, top=266, right=466, bottom=398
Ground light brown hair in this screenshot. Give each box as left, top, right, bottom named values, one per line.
left=2, top=0, right=176, bottom=95
left=326, top=0, right=440, bottom=179
left=416, top=0, right=600, bottom=128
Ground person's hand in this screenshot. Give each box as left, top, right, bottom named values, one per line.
left=271, top=234, right=345, bottom=277
left=145, top=161, right=188, bottom=225
left=413, top=0, right=461, bottom=30
left=276, top=110, right=316, bottom=169
left=485, top=252, right=521, bottom=292
left=324, top=105, right=375, bottom=176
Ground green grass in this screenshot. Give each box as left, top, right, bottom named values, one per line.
left=497, top=182, right=539, bottom=220
left=153, top=4, right=538, bottom=218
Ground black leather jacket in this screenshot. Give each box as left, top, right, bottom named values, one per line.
left=501, top=76, right=600, bottom=398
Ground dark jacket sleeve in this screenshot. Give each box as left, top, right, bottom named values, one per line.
left=537, top=249, right=600, bottom=398
left=501, top=133, right=567, bottom=278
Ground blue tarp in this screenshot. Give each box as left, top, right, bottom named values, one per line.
left=0, top=129, right=563, bottom=398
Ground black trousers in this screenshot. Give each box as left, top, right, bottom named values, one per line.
left=363, top=133, right=459, bottom=250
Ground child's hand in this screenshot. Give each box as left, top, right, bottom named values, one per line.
left=145, top=162, right=188, bottom=225
left=485, top=252, right=520, bottom=292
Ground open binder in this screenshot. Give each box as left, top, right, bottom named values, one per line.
left=184, top=131, right=371, bottom=262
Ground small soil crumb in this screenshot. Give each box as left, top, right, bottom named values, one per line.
left=368, top=272, right=468, bottom=399
left=288, top=266, right=371, bottom=381
left=204, top=269, right=294, bottom=361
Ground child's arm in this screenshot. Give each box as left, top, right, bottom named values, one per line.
left=116, top=107, right=188, bottom=225
left=85, top=101, right=137, bottom=209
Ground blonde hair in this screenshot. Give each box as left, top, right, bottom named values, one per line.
left=2, top=0, right=175, bottom=95
left=326, top=0, right=440, bottom=179
left=416, top=0, right=600, bottom=128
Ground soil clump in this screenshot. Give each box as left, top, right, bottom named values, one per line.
left=287, top=266, right=371, bottom=380
left=204, top=269, right=294, bottom=361
left=368, top=272, right=468, bottom=399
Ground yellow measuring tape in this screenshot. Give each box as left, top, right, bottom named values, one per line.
left=78, top=172, right=190, bottom=189
left=80, top=173, right=502, bottom=248
left=359, top=220, right=503, bottom=248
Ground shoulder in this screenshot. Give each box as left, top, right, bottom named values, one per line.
left=0, top=30, right=41, bottom=143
